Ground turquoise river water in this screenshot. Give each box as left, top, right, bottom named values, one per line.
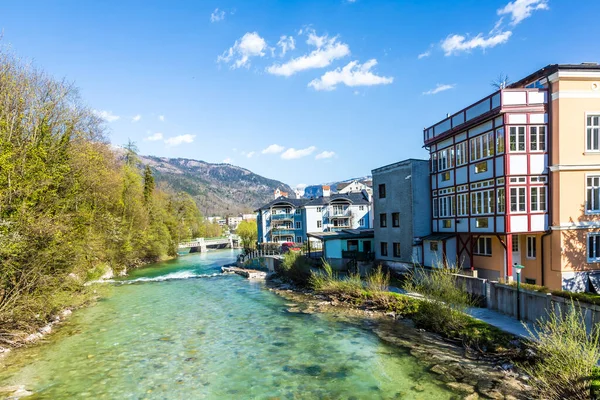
left=0, top=250, right=457, bottom=399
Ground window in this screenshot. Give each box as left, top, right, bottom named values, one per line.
left=392, top=212, right=400, bottom=227
left=525, top=278, right=536, bottom=285
left=317, top=221, right=322, bottom=228
left=358, top=218, right=365, bottom=226
left=457, top=193, right=469, bottom=216
left=510, top=187, right=526, bottom=213
left=433, top=198, right=439, bottom=218
left=471, top=190, right=494, bottom=215
left=496, top=127, right=505, bottom=154
left=442, top=219, right=452, bottom=228
left=476, top=218, right=488, bottom=228
left=456, top=141, right=467, bottom=166
left=587, top=176, right=600, bottom=213
left=295, top=222, right=302, bottom=229
left=439, top=196, right=455, bottom=217
left=530, top=126, right=546, bottom=151
left=316, top=207, right=322, bottom=212
left=527, top=236, right=537, bottom=259
left=512, top=238, right=519, bottom=252
left=359, top=206, right=364, bottom=211
left=441, top=171, right=450, bottom=181
left=437, top=147, right=454, bottom=171
left=378, top=184, right=386, bottom=198
left=379, top=213, right=387, bottom=227
left=586, top=115, right=600, bottom=152
left=589, top=233, right=600, bottom=262
left=470, top=131, right=494, bottom=162
left=474, top=237, right=492, bottom=256
left=347, top=240, right=358, bottom=251
left=475, top=161, right=488, bottom=174
left=497, top=188, right=506, bottom=213
left=509, top=126, right=526, bottom=152
left=296, top=236, right=303, bottom=243
left=393, top=242, right=401, bottom=257
left=430, top=241, right=438, bottom=251
left=530, top=187, right=547, bottom=212
left=295, top=209, right=302, bottom=215
left=431, top=153, right=438, bottom=173
left=380, top=242, right=388, bottom=256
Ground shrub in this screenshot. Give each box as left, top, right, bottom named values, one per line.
left=521, top=300, right=600, bottom=400
left=276, top=251, right=312, bottom=287
left=403, top=263, right=475, bottom=336
left=551, top=290, right=600, bottom=306
left=366, top=265, right=390, bottom=293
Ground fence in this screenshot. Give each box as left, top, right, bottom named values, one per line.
left=486, top=282, right=600, bottom=332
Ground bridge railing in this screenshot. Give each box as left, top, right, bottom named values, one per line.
left=239, top=249, right=282, bottom=264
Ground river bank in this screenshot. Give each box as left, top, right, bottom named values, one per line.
left=266, top=278, right=531, bottom=399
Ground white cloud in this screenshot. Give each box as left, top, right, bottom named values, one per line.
left=441, top=31, right=512, bottom=56
left=296, top=183, right=307, bottom=190
left=267, top=31, right=350, bottom=77
left=498, top=0, right=548, bottom=25
left=93, top=110, right=120, bottom=122
left=223, top=157, right=232, bottom=163
left=418, top=50, right=431, bottom=59
left=423, top=83, right=456, bottom=95
left=246, top=151, right=256, bottom=158
left=281, top=146, right=316, bottom=160
left=218, top=32, right=268, bottom=69
left=132, top=114, right=141, bottom=122
left=210, top=8, right=226, bottom=23
left=277, top=35, right=296, bottom=57
left=144, top=132, right=163, bottom=141
left=261, top=144, right=285, bottom=154
left=308, top=59, right=393, bottom=91
left=158, top=115, right=165, bottom=122
left=164, top=134, right=196, bottom=146
left=315, top=151, right=335, bottom=160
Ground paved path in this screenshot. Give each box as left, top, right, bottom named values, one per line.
left=389, top=286, right=533, bottom=339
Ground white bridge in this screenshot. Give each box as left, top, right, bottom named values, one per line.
left=178, top=235, right=240, bottom=253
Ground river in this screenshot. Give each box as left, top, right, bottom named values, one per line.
left=0, top=250, right=456, bottom=399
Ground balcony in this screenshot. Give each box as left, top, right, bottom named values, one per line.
left=272, top=229, right=296, bottom=237
left=271, top=213, right=295, bottom=220
left=342, top=250, right=375, bottom=262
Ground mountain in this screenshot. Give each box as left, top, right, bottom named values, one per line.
left=139, top=155, right=294, bottom=216
left=302, top=176, right=372, bottom=198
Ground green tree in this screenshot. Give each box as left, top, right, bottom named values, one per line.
left=143, top=165, right=155, bottom=205
left=236, top=220, right=257, bottom=250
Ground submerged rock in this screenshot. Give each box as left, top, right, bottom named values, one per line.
left=446, top=382, right=475, bottom=394
left=0, top=385, right=34, bottom=398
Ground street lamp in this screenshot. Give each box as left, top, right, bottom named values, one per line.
left=514, top=263, right=525, bottom=321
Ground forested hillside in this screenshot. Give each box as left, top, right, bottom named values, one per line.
left=139, top=155, right=295, bottom=216
left=0, top=51, right=211, bottom=344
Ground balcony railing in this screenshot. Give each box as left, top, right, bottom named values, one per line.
left=272, top=229, right=296, bottom=236
left=330, top=208, right=350, bottom=217
left=271, top=213, right=295, bottom=220
left=342, top=250, right=375, bottom=262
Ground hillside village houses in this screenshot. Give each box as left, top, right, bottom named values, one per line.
left=254, top=63, right=600, bottom=293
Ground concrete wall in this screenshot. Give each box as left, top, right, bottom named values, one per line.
left=373, top=159, right=430, bottom=263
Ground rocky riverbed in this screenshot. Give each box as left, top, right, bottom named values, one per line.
left=267, top=279, right=531, bottom=400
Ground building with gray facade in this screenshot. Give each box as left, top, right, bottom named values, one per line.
left=372, top=159, right=431, bottom=266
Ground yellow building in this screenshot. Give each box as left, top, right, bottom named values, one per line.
left=423, top=63, right=600, bottom=292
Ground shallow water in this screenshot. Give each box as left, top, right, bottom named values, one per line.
left=0, top=250, right=455, bottom=399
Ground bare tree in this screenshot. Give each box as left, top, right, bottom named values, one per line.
left=491, top=73, right=511, bottom=90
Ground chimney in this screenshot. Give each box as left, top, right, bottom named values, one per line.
left=322, top=185, right=331, bottom=197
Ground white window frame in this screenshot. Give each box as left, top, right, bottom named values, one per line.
left=457, top=193, right=469, bottom=216
left=474, top=237, right=492, bottom=256
left=295, top=209, right=302, bottom=215
left=586, top=113, right=600, bottom=152
left=527, top=236, right=537, bottom=259
left=438, top=147, right=454, bottom=171
left=295, top=221, right=302, bottom=229
left=358, top=218, right=365, bottom=226
left=510, top=187, right=527, bottom=213
left=456, top=141, right=467, bottom=166
left=497, top=187, right=506, bottom=214
left=471, top=190, right=494, bottom=215
left=530, top=186, right=547, bottom=212
left=317, top=220, right=322, bottom=228
left=508, top=126, right=526, bottom=152
left=586, top=175, right=600, bottom=214
left=496, top=127, right=505, bottom=154
left=433, top=198, right=439, bottom=218
left=439, top=195, right=455, bottom=217
left=359, top=205, right=364, bottom=211
left=530, top=126, right=547, bottom=152
left=296, top=236, right=303, bottom=243
left=588, top=233, right=600, bottom=262
left=470, top=131, right=494, bottom=162
left=316, top=207, right=322, bottom=212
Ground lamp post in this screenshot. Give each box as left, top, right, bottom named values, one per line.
left=514, top=263, right=525, bottom=321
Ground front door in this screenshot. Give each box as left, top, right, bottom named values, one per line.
left=512, top=235, right=521, bottom=267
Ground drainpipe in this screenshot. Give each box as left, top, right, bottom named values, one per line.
left=541, top=76, right=554, bottom=288
left=541, top=230, right=552, bottom=287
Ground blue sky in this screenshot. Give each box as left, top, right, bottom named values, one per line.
left=1, top=0, right=598, bottom=189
